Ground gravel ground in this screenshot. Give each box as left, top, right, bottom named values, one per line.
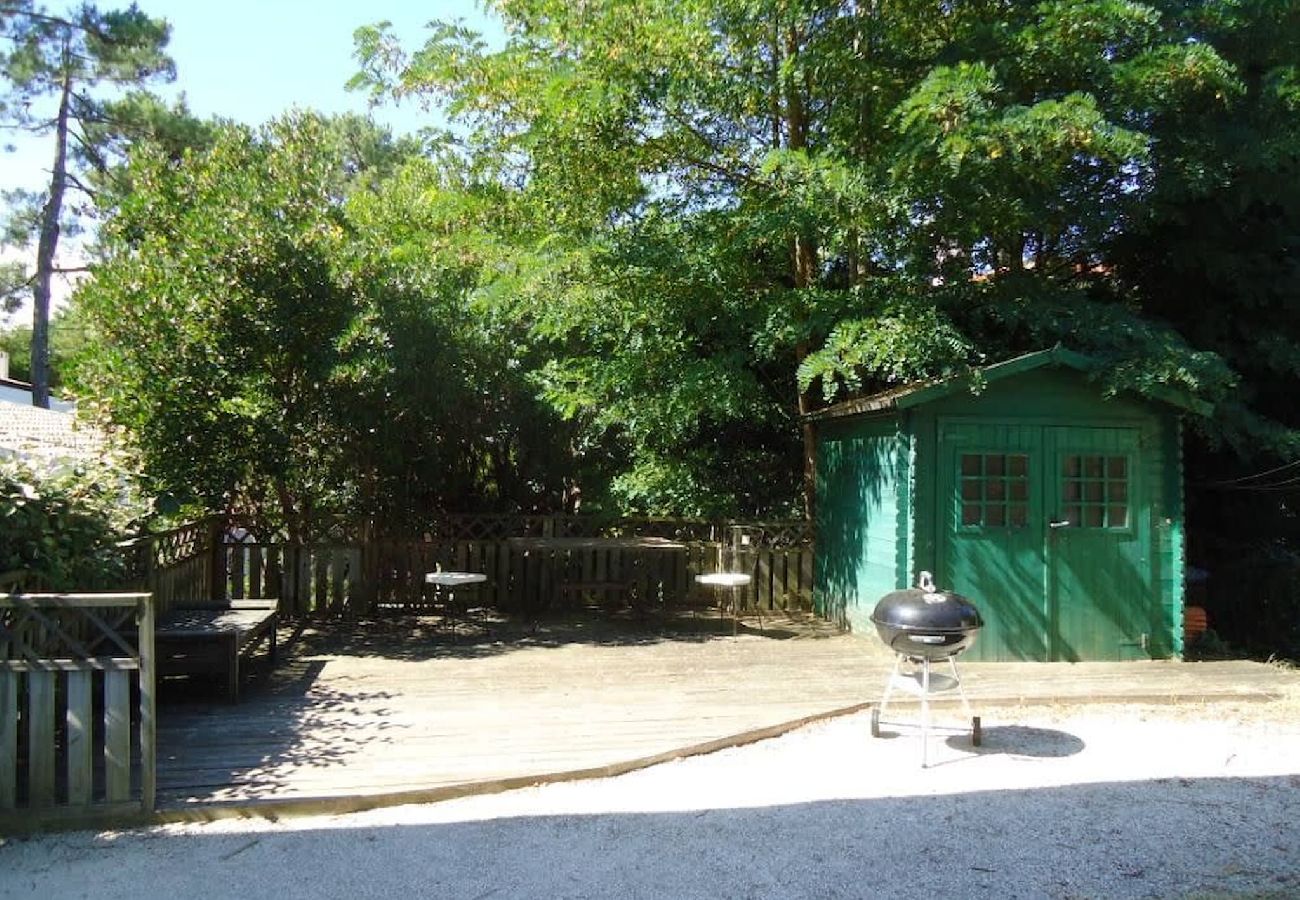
left=3, top=690, right=1299, bottom=900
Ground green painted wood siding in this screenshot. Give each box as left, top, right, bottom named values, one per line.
left=814, top=416, right=908, bottom=634
left=815, top=366, right=1187, bottom=660
left=1157, top=415, right=1186, bottom=656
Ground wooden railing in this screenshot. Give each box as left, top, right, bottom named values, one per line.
left=0, top=593, right=156, bottom=829
left=124, top=515, right=816, bottom=619
left=119, top=520, right=213, bottom=614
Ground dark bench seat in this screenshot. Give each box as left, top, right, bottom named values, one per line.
left=155, top=600, right=278, bottom=702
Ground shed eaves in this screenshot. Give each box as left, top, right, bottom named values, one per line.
left=806, top=346, right=1211, bottom=422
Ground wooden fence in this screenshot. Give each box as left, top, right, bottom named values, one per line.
left=0, top=593, right=156, bottom=829
left=130, top=515, right=816, bottom=619
left=119, top=520, right=213, bottom=614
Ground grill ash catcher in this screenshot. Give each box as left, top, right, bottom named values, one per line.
left=869, top=572, right=983, bottom=766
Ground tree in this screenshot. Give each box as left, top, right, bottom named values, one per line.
left=1, top=456, right=148, bottom=589
left=0, top=1, right=174, bottom=407
left=354, top=0, right=1247, bottom=517
left=1104, top=0, right=1300, bottom=657
left=0, top=298, right=91, bottom=387
left=75, top=112, right=572, bottom=538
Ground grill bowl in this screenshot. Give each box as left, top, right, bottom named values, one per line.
left=871, top=580, right=983, bottom=661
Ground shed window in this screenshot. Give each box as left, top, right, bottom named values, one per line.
left=959, top=453, right=1030, bottom=529
left=1062, top=455, right=1129, bottom=528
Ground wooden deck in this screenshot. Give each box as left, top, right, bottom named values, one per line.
left=154, top=610, right=1298, bottom=814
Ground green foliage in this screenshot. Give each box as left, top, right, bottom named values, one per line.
left=0, top=458, right=147, bottom=590
left=797, top=293, right=974, bottom=402
left=75, top=113, right=379, bottom=536
left=0, top=303, right=93, bottom=388
left=1, top=1, right=179, bottom=406
left=514, top=210, right=805, bottom=515
left=75, top=112, right=573, bottom=537
left=346, top=0, right=1291, bottom=517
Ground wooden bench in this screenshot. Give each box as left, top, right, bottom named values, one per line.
left=155, top=600, right=279, bottom=702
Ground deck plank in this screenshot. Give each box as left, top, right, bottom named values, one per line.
left=153, top=613, right=1297, bottom=808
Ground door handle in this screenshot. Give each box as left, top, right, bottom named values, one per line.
left=1049, top=520, right=1071, bottom=529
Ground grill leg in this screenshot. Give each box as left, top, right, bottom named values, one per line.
left=947, top=656, right=981, bottom=747
left=921, top=657, right=931, bottom=768
left=877, top=654, right=902, bottom=719
left=947, top=655, right=974, bottom=719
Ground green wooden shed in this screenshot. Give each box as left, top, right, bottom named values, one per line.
left=811, top=347, right=1205, bottom=662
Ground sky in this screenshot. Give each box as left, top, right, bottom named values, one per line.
left=2, top=0, right=505, bottom=325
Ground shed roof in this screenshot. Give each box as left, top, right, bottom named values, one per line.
left=807, top=346, right=1211, bottom=422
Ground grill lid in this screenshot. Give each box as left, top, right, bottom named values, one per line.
left=871, top=572, right=983, bottom=633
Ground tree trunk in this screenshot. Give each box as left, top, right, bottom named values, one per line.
left=30, top=49, right=73, bottom=409
left=784, top=24, right=820, bottom=522
left=793, top=236, right=818, bottom=522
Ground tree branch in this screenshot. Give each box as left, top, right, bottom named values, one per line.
left=61, top=169, right=99, bottom=200
left=658, top=109, right=764, bottom=190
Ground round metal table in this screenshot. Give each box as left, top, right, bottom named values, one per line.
left=424, top=571, right=487, bottom=635
left=695, top=572, right=754, bottom=634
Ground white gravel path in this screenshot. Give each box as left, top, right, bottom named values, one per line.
left=3, top=699, right=1299, bottom=900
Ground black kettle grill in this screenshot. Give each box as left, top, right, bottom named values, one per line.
left=869, top=572, right=983, bottom=765
left=871, top=572, right=984, bottom=661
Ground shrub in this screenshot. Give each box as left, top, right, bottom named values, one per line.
left=0, top=459, right=147, bottom=590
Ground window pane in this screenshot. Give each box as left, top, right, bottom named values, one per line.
left=961, top=480, right=982, bottom=501
left=1009, top=455, right=1028, bottom=477
left=1107, top=457, right=1127, bottom=479
left=1066, top=505, right=1082, bottom=526
left=986, top=455, right=1005, bottom=477
left=1084, top=456, right=1104, bottom=478
left=962, top=504, right=982, bottom=526
left=986, top=505, right=1006, bottom=527
left=961, top=454, right=981, bottom=476
left=1108, top=505, right=1128, bottom=528
left=1085, top=506, right=1105, bottom=528
left=1108, top=482, right=1127, bottom=502
left=1064, top=482, right=1081, bottom=502
left=986, top=480, right=1006, bottom=501
left=1009, top=505, right=1028, bottom=527
left=1085, top=481, right=1104, bottom=503
left=1010, top=480, right=1028, bottom=501
left=1064, top=456, right=1081, bottom=478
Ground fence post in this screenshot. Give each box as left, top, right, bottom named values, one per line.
left=206, top=516, right=224, bottom=602
left=138, top=592, right=156, bottom=812
left=143, top=536, right=158, bottom=600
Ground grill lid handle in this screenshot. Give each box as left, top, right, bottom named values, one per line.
left=917, top=570, right=946, bottom=603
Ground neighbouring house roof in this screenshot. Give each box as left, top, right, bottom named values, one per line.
left=806, top=346, right=1212, bottom=423
left=0, top=399, right=108, bottom=467
left=0, top=379, right=76, bottom=412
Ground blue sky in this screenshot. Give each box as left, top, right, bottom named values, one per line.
left=4, top=1, right=504, bottom=191
left=147, top=0, right=503, bottom=132
left=2, top=1, right=504, bottom=323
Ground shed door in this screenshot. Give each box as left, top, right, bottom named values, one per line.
left=1048, top=427, right=1154, bottom=661
left=940, top=422, right=1155, bottom=661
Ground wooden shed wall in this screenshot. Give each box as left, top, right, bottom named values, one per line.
left=1157, top=414, right=1186, bottom=657
left=814, top=416, right=910, bottom=634
left=905, top=369, right=1185, bottom=659
left=908, top=368, right=1161, bottom=573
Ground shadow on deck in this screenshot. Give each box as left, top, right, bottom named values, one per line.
left=153, top=609, right=1298, bottom=819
